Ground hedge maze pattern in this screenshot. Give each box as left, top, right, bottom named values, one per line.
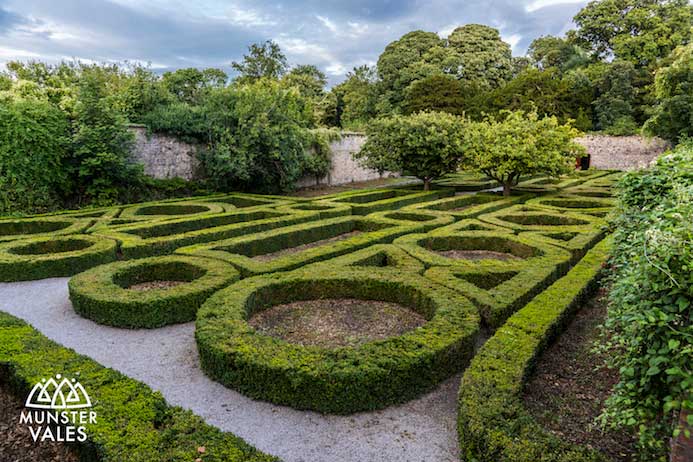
left=0, top=171, right=622, bottom=461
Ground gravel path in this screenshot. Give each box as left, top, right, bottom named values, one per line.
left=0, top=278, right=460, bottom=462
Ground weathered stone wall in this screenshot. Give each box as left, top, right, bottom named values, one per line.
left=129, top=125, right=200, bottom=180
left=297, top=132, right=397, bottom=187
left=576, top=135, right=669, bottom=171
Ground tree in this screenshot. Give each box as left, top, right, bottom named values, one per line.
left=572, top=0, right=692, bottom=67
left=282, top=65, right=327, bottom=99
left=461, top=111, right=584, bottom=196
left=528, top=35, right=590, bottom=72
left=162, top=67, right=227, bottom=104
left=355, top=111, right=465, bottom=190
left=231, top=40, right=288, bottom=83
left=589, top=60, right=639, bottom=133
left=402, top=74, right=467, bottom=115
left=70, top=67, right=141, bottom=205
left=645, top=43, right=693, bottom=142
left=448, top=24, right=513, bottom=90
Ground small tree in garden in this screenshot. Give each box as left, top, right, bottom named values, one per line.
left=461, top=110, right=584, bottom=197
left=355, top=111, right=465, bottom=190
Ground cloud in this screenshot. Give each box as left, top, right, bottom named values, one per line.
left=1, top=0, right=591, bottom=85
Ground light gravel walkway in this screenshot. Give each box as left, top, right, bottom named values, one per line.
left=0, top=278, right=460, bottom=462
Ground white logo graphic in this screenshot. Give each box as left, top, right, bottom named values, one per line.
left=25, top=374, right=92, bottom=410
left=20, top=373, right=97, bottom=443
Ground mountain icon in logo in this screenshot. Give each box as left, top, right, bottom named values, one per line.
left=25, top=374, right=92, bottom=410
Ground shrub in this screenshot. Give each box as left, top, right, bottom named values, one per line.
left=0, top=235, right=117, bottom=282
left=457, top=236, right=612, bottom=462
left=196, top=269, right=480, bottom=414
left=598, top=143, right=693, bottom=459
left=69, top=255, right=239, bottom=328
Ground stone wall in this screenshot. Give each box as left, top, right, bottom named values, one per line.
left=297, top=132, right=396, bottom=187
left=129, top=125, right=200, bottom=180
left=576, top=135, right=669, bottom=171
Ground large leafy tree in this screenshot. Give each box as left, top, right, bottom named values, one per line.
left=355, top=111, right=465, bottom=190
left=528, top=35, right=590, bottom=72
left=162, top=67, right=227, bottom=104
left=645, top=44, right=693, bottom=142
left=231, top=40, right=288, bottom=83
left=282, top=64, right=327, bottom=100
left=461, top=111, right=584, bottom=196
left=572, top=0, right=692, bottom=67
left=402, top=74, right=467, bottom=115
left=448, top=24, right=513, bottom=90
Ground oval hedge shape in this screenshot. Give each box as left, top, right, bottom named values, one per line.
left=119, top=201, right=226, bottom=219
left=0, top=235, right=118, bottom=282
left=69, top=255, right=240, bottom=328
left=0, top=218, right=90, bottom=242
left=195, top=269, right=480, bottom=414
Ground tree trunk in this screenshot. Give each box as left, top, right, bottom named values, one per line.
left=503, top=182, right=512, bottom=197
left=423, top=178, right=431, bottom=191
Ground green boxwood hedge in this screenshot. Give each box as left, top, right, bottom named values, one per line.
left=457, top=236, right=612, bottom=462
left=394, top=230, right=571, bottom=271
left=196, top=269, right=480, bottom=414
left=402, top=192, right=524, bottom=220
left=525, top=195, right=615, bottom=217
left=119, top=201, right=229, bottom=219
left=0, top=217, right=92, bottom=242
left=69, top=255, right=239, bottom=328
left=309, top=243, right=426, bottom=274
left=96, top=209, right=318, bottom=259
left=323, top=189, right=453, bottom=215
left=0, top=311, right=276, bottom=462
left=0, top=235, right=118, bottom=282
left=478, top=205, right=605, bottom=232
left=176, top=216, right=423, bottom=277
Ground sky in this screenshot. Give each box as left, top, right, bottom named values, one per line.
left=0, top=0, right=590, bottom=85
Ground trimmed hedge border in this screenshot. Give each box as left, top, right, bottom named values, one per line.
left=394, top=230, right=572, bottom=271
left=402, top=192, right=524, bottom=220
left=176, top=216, right=423, bottom=277
left=364, top=209, right=455, bottom=232
left=0, top=217, right=92, bottom=242
left=0, top=311, right=277, bottom=462
left=478, top=205, right=606, bottom=232
left=196, top=269, right=480, bottom=414
left=457, top=235, right=612, bottom=462
left=309, top=243, right=426, bottom=274
left=525, top=195, right=616, bottom=217
left=119, top=201, right=228, bottom=219
left=0, top=235, right=118, bottom=282
left=69, top=255, right=239, bottom=328
left=322, top=188, right=453, bottom=215
left=95, top=209, right=318, bottom=258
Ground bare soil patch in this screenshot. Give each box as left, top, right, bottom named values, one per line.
left=128, top=280, right=187, bottom=291
left=252, top=231, right=362, bottom=262
left=523, top=289, right=637, bottom=461
left=0, top=380, right=79, bottom=462
left=249, top=298, right=426, bottom=348
left=434, top=250, right=520, bottom=261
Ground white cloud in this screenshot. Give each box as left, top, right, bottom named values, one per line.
left=316, top=15, right=338, bottom=33
left=325, top=62, right=346, bottom=75
left=503, top=33, right=522, bottom=52
left=275, top=37, right=335, bottom=63
left=525, top=0, right=586, bottom=13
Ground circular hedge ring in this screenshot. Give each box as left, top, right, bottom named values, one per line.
left=69, top=256, right=239, bottom=328
left=195, top=269, right=480, bottom=414
left=0, top=235, right=118, bottom=282
left=0, top=218, right=91, bottom=242
left=119, top=201, right=226, bottom=219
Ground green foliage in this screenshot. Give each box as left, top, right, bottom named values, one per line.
left=0, top=311, right=277, bottom=461
left=0, top=94, right=70, bottom=214
left=195, top=269, right=480, bottom=414
left=457, top=236, right=612, bottom=462
left=231, top=40, right=288, bottom=83
left=162, top=67, right=227, bottom=104
left=0, top=234, right=117, bottom=281
left=572, top=0, right=692, bottom=67
left=448, top=24, right=513, bottom=90
left=281, top=64, right=327, bottom=99
left=528, top=35, right=590, bottom=72
left=356, top=111, right=466, bottom=189
left=402, top=74, right=468, bottom=115
left=599, top=143, right=693, bottom=460
left=645, top=44, right=693, bottom=143
left=69, top=255, right=239, bottom=328
left=589, top=60, right=640, bottom=132
left=70, top=67, right=143, bottom=206
left=461, top=111, right=585, bottom=196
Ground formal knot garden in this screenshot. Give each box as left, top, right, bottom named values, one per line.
left=0, top=168, right=636, bottom=462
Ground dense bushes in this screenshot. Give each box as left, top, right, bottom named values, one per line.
left=195, top=269, right=480, bottom=414
left=598, top=143, right=693, bottom=459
